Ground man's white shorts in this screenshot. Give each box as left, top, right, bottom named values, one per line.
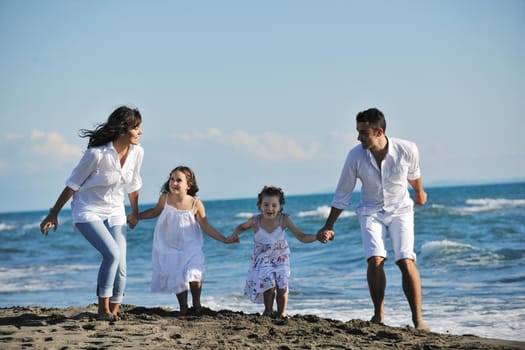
left=357, top=210, right=416, bottom=262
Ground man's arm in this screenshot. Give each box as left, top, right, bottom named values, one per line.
left=316, top=207, right=343, bottom=242
left=408, top=178, right=427, bottom=206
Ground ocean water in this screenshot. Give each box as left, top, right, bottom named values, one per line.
left=1, top=182, right=524, bottom=341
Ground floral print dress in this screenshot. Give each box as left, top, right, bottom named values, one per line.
left=244, top=214, right=291, bottom=303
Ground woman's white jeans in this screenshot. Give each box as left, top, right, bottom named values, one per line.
left=76, top=220, right=127, bottom=304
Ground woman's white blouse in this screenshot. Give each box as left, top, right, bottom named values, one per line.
left=66, top=142, right=144, bottom=227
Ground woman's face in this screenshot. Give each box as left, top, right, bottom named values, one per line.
left=123, top=123, right=143, bottom=145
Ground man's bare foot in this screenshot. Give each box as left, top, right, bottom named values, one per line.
left=370, top=315, right=384, bottom=325
left=414, top=320, right=430, bottom=332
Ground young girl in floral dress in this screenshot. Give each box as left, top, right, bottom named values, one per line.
left=230, top=186, right=323, bottom=318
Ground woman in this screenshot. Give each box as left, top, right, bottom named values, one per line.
left=40, top=105, right=144, bottom=321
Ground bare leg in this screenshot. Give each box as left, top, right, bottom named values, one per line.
left=397, top=258, right=429, bottom=331
left=176, top=290, right=189, bottom=316
left=276, top=288, right=289, bottom=318
left=110, top=302, right=120, bottom=318
left=367, top=256, right=386, bottom=324
left=190, top=281, right=202, bottom=313
left=97, top=297, right=116, bottom=321
left=262, top=288, right=275, bottom=316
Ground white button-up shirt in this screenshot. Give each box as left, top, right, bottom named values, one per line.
left=66, top=142, right=144, bottom=227
left=331, top=137, right=421, bottom=216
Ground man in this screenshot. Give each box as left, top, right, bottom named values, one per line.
left=317, top=107, right=429, bottom=331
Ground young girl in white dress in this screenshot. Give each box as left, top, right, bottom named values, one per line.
left=135, top=166, right=235, bottom=315
left=230, top=186, right=321, bottom=318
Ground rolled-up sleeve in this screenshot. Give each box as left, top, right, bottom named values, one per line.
left=407, top=143, right=421, bottom=180
left=66, top=149, right=99, bottom=191
left=331, top=151, right=357, bottom=209
left=126, top=146, right=143, bottom=193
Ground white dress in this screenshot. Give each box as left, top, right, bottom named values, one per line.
left=244, top=214, right=291, bottom=303
left=151, top=198, right=205, bottom=294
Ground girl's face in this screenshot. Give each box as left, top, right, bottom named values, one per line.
left=169, top=170, right=190, bottom=195
left=259, top=195, right=282, bottom=219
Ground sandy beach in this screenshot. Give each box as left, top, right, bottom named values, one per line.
left=0, top=305, right=523, bottom=350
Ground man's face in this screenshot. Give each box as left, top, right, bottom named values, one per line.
left=356, top=122, right=382, bottom=150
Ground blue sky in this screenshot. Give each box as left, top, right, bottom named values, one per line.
left=1, top=0, right=524, bottom=213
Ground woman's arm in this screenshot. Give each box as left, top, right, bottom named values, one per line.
left=40, top=186, right=76, bottom=236
left=127, top=190, right=140, bottom=229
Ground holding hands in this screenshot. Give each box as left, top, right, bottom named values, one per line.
left=224, top=233, right=240, bottom=243
left=316, top=229, right=335, bottom=243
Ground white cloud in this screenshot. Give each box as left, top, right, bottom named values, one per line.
left=174, top=128, right=222, bottom=142
left=30, top=129, right=83, bottom=158
left=173, top=128, right=320, bottom=161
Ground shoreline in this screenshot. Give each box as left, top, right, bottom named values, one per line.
left=1, top=305, right=524, bottom=349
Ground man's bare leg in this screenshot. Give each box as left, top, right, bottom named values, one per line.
left=397, top=258, right=429, bottom=331
left=367, top=256, right=386, bottom=324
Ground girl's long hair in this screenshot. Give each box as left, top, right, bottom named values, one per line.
left=161, top=166, right=200, bottom=197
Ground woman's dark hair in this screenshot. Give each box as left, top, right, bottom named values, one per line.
left=79, top=106, right=142, bottom=148
left=161, top=166, right=199, bottom=197
left=257, top=185, right=285, bottom=212
left=356, top=107, right=386, bottom=132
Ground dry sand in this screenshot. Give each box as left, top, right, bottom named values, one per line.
left=1, top=304, right=524, bottom=349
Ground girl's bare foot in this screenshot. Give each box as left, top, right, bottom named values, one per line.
left=179, top=306, right=188, bottom=316
left=193, top=304, right=202, bottom=315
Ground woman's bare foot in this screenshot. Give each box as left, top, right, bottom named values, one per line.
left=110, top=303, right=121, bottom=320
left=97, top=312, right=117, bottom=321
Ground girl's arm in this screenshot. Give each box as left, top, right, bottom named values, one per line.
left=283, top=215, right=318, bottom=243
left=230, top=217, right=255, bottom=241
left=194, top=199, right=232, bottom=243
left=135, top=193, right=167, bottom=221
